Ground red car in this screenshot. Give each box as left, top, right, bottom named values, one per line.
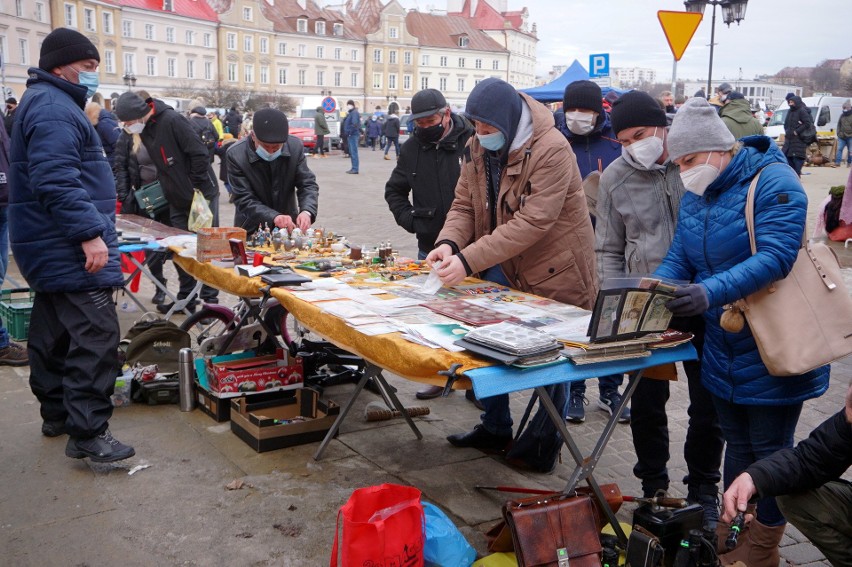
left=288, top=117, right=316, bottom=149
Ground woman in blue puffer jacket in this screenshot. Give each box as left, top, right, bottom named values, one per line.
left=654, top=97, right=829, bottom=566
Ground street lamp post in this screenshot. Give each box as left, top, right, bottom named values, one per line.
left=684, top=0, right=749, bottom=96
left=122, top=72, right=137, bottom=91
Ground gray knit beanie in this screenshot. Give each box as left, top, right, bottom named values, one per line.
left=114, top=92, right=150, bottom=121
left=667, top=97, right=736, bottom=162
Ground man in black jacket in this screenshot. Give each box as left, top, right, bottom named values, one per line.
left=228, top=108, right=318, bottom=232
left=224, top=106, right=243, bottom=139
left=384, top=88, right=474, bottom=400
left=782, top=95, right=814, bottom=176
left=113, top=91, right=220, bottom=310
left=721, top=381, right=852, bottom=566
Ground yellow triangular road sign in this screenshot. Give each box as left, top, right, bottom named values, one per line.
left=658, top=10, right=703, bottom=61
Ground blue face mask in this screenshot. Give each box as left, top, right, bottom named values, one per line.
left=77, top=71, right=100, bottom=98
left=256, top=145, right=282, bottom=161
left=477, top=131, right=505, bottom=152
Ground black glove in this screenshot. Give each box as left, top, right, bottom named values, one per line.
left=665, top=284, right=709, bottom=317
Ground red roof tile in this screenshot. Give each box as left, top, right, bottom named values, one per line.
left=405, top=11, right=506, bottom=52
left=120, top=0, right=218, bottom=22
left=260, top=0, right=360, bottom=40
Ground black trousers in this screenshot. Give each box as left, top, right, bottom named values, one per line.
left=169, top=200, right=220, bottom=302
left=629, top=315, right=724, bottom=496
left=28, top=290, right=119, bottom=438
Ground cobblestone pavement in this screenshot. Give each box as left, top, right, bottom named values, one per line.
left=0, top=148, right=849, bottom=565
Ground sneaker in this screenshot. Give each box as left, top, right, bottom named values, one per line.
left=65, top=430, right=135, bottom=462
left=384, top=155, right=390, bottom=160
left=0, top=342, right=29, bottom=366
left=566, top=392, right=587, bottom=423
left=42, top=420, right=67, bottom=437
left=598, top=390, right=631, bottom=423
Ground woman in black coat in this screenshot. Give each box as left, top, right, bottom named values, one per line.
left=782, top=95, right=814, bottom=176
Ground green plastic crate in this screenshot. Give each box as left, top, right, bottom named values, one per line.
left=0, top=288, right=35, bottom=341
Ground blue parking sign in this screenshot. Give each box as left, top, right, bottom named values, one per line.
left=589, top=54, right=609, bottom=78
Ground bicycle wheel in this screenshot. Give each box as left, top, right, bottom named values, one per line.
left=180, top=308, right=235, bottom=349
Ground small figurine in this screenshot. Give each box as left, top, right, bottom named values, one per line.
left=272, top=228, right=282, bottom=251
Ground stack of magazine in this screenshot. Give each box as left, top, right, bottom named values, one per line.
left=455, top=322, right=563, bottom=367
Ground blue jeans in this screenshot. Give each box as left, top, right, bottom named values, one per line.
left=384, top=137, right=400, bottom=157
left=477, top=265, right=517, bottom=436
left=836, top=137, right=852, bottom=165
left=0, top=207, right=10, bottom=348
left=787, top=155, right=805, bottom=176
left=712, top=395, right=803, bottom=526
left=347, top=136, right=359, bottom=172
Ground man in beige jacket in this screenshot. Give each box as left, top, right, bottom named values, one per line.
left=427, top=77, right=597, bottom=453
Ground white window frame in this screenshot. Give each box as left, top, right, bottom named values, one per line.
left=334, top=47, right=341, bottom=60
left=102, top=12, right=113, bottom=34
left=316, top=46, right=324, bottom=59
left=333, top=23, right=343, bottom=37
left=351, top=50, right=358, bottom=61
left=334, top=71, right=341, bottom=87
left=404, top=51, right=411, bottom=65
left=297, top=44, right=306, bottom=57
left=203, top=33, right=212, bottom=48
left=277, top=42, right=287, bottom=56
left=316, top=70, right=324, bottom=86
left=226, top=33, right=236, bottom=50
left=227, top=63, right=237, bottom=82
left=243, top=35, right=253, bottom=52
left=145, top=23, right=154, bottom=41
left=84, top=8, right=96, bottom=32
left=420, top=76, right=429, bottom=90
left=388, top=73, right=396, bottom=90
left=186, top=30, right=194, bottom=46
left=439, top=77, right=447, bottom=91
left=146, top=55, right=156, bottom=76
left=15, top=0, right=23, bottom=17
left=457, top=78, right=465, bottom=92
left=64, top=3, right=77, bottom=27
left=389, top=50, right=397, bottom=64
left=122, top=20, right=133, bottom=38
left=297, top=19, right=307, bottom=33
left=372, top=73, right=382, bottom=90
left=315, top=21, right=325, bottom=35
left=260, top=65, right=269, bottom=84
left=492, top=60, right=499, bottom=70
left=104, top=50, right=115, bottom=74
left=18, top=38, right=28, bottom=65
left=166, top=27, right=175, bottom=43
left=351, top=72, right=358, bottom=87
left=421, top=54, right=429, bottom=66
left=186, top=59, right=195, bottom=79
left=458, top=57, right=465, bottom=68
left=123, top=52, right=136, bottom=74
left=373, top=49, right=382, bottom=64
left=204, top=61, right=213, bottom=80
left=167, top=57, right=176, bottom=78
left=389, top=27, right=398, bottom=39
left=278, top=68, right=287, bottom=85
left=475, top=58, right=482, bottom=69
left=459, top=36, right=469, bottom=47
left=244, top=64, right=254, bottom=83
left=243, top=6, right=252, bottom=21
left=35, top=2, right=45, bottom=22
left=403, top=74, right=411, bottom=90
left=298, top=69, right=306, bottom=85
left=259, top=37, right=268, bottom=54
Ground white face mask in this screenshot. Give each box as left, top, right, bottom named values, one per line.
left=565, top=111, right=596, bottom=136
left=623, top=129, right=664, bottom=170
left=124, top=122, right=145, bottom=135
left=679, top=154, right=720, bottom=196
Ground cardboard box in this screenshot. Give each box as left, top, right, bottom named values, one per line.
left=230, top=389, right=339, bottom=452
left=196, top=383, right=305, bottom=422
left=201, top=350, right=303, bottom=395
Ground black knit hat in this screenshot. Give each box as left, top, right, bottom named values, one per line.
left=610, top=91, right=667, bottom=135
left=5, top=97, right=16, bottom=105
left=39, top=27, right=100, bottom=71
left=191, top=106, right=207, bottom=116
left=563, top=80, right=603, bottom=114
left=114, top=92, right=150, bottom=121
left=253, top=108, right=288, bottom=143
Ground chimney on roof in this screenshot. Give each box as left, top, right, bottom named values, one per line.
left=297, top=0, right=306, bottom=10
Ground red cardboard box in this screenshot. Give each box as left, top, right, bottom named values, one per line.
left=205, top=351, right=303, bottom=395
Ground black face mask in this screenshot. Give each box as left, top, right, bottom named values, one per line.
left=414, top=114, right=445, bottom=144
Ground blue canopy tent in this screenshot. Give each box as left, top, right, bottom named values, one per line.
left=522, top=59, right=626, bottom=103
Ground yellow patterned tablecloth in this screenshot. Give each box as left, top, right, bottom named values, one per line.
left=171, top=253, right=485, bottom=388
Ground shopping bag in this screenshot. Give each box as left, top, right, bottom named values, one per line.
left=422, top=502, right=476, bottom=567
left=188, top=189, right=214, bottom=232
left=330, top=483, right=425, bottom=567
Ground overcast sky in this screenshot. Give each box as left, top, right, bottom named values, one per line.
left=396, top=0, right=850, bottom=82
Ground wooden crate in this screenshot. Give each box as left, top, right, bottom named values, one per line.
left=197, top=227, right=247, bottom=262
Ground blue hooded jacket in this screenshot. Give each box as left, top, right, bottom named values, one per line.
left=554, top=110, right=622, bottom=178
left=8, top=68, right=122, bottom=293
left=655, top=136, right=829, bottom=404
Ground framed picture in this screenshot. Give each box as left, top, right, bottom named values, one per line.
left=617, top=291, right=651, bottom=335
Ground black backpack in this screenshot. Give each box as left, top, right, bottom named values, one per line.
left=504, top=383, right=567, bottom=473
left=191, top=118, right=217, bottom=151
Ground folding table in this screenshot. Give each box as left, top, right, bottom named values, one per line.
left=465, top=343, right=697, bottom=544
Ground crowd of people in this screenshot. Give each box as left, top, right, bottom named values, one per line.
left=2, top=26, right=849, bottom=565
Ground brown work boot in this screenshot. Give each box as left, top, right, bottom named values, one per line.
left=719, top=519, right=785, bottom=567
left=0, top=342, right=29, bottom=366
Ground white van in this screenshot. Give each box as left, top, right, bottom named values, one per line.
left=765, top=96, right=850, bottom=140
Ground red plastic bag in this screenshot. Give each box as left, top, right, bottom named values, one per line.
left=330, top=483, right=425, bottom=567
left=120, top=251, right=146, bottom=292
